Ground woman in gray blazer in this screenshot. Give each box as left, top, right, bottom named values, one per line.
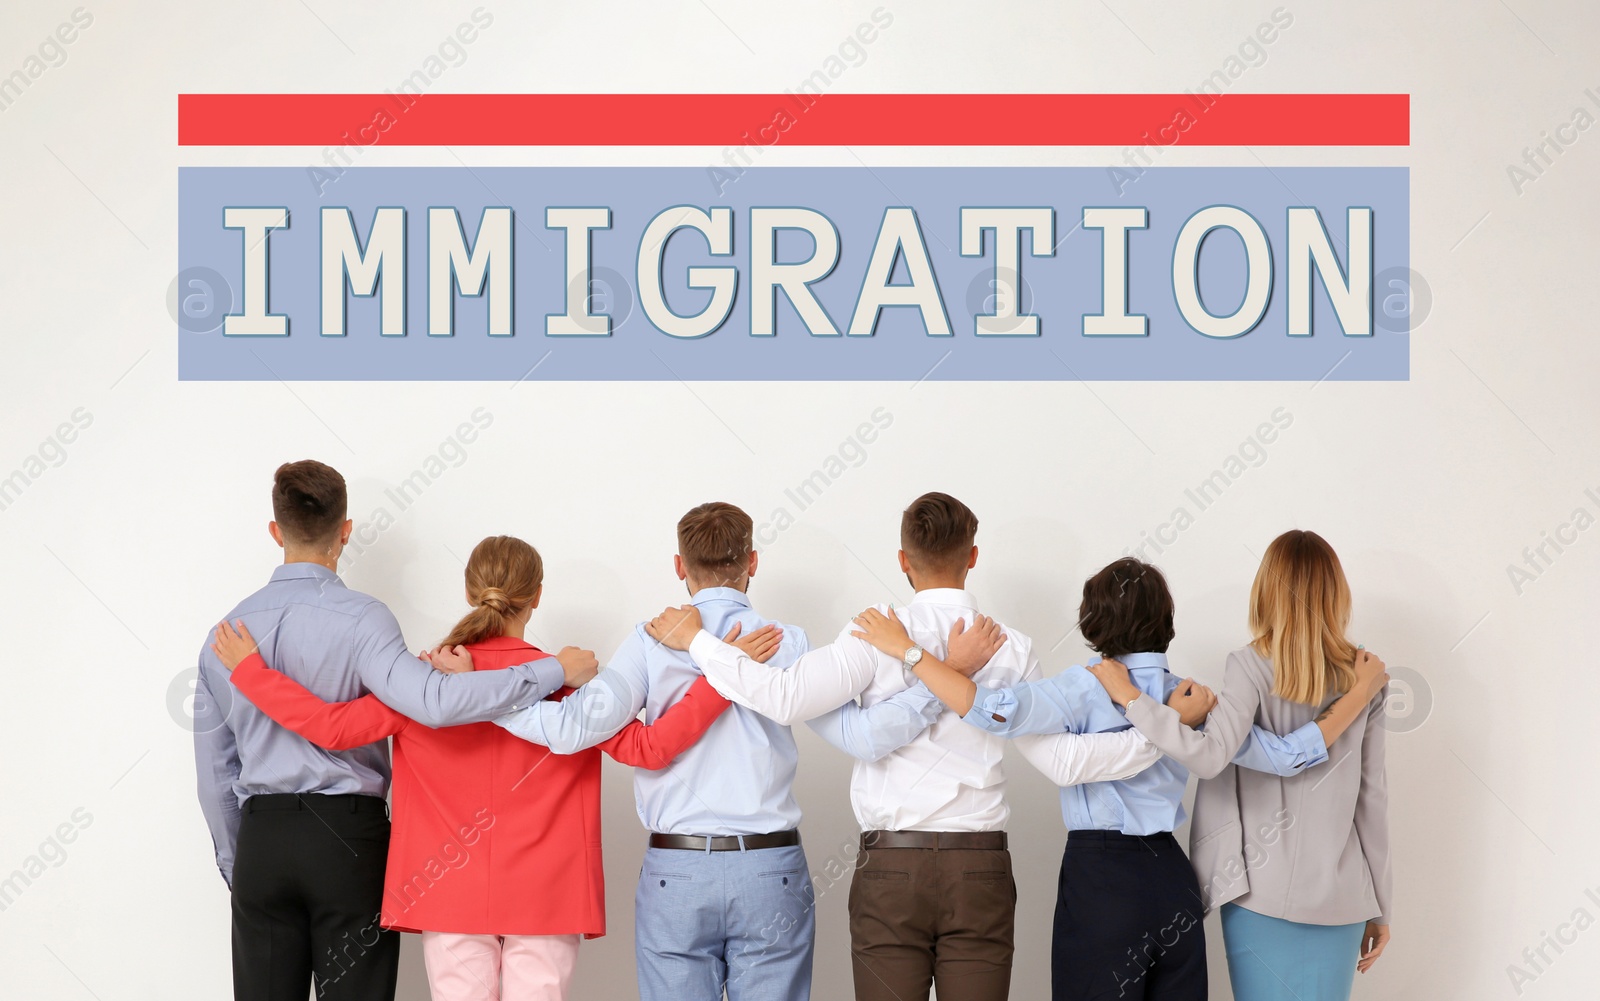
left=1088, top=530, right=1392, bottom=1001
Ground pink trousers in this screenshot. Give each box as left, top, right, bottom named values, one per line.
left=419, top=931, right=582, bottom=1001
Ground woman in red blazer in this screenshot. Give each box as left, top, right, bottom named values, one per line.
left=211, top=535, right=779, bottom=1001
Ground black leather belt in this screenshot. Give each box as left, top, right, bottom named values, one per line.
left=245, top=793, right=387, bottom=815
left=861, top=830, right=1008, bottom=851
left=649, top=830, right=801, bottom=852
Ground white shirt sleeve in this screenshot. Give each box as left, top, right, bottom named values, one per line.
left=1013, top=729, right=1162, bottom=787
left=686, top=628, right=878, bottom=726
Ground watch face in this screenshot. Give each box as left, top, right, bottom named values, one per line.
left=905, top=646, right=923, bottom=667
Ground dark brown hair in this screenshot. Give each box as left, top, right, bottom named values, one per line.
left=1078, top=557, right=1175, bottom=658
left=271, top=460, right=348, bottom=545
left=900, top=492, right=978, bottom=575
left=439, top=536, right=544, bottom=649
left=677, top=502, right=754, bottom=582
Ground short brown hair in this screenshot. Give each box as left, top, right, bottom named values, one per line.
left=900, top=492, right=978, bottom=575
left=1078, top=557, right=1175, bottom=659
left=677, top=502, right=754, bottom=582
left=271, top=460, right=347, bottom=545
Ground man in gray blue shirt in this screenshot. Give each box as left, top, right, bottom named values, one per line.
left=194, top=461, right=592, bottom=1001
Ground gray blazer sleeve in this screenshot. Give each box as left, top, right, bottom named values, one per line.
left=1354, top=683, right=1393, bottom=924
left=1123, top=649, right=1264, bottom=779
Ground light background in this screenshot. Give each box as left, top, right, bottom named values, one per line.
left=0, top=1, right=1595, bottom=999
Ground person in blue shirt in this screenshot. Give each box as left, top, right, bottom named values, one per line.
left=473, top=501, right=933, bottom=1001
left=196, top=461, right=590, bottom=1001
left=850, top=556, right=1381, bottom=1001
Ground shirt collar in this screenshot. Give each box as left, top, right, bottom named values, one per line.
left=691, top=586, right=751, bottom=608
left=910, top=587, right=977, bottom=609
left=270, top=562, right=344, bottom=586
left=1118, top=651, right=1170, bottom=671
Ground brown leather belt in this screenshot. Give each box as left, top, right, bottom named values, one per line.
left=861, top=830, right=1008, bottom=851
left=649, top=829, right=801, bottom=852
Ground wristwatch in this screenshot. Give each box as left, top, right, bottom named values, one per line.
left=1122, top=691, right=1142, bottom=710
left=902, top=644, right=924, bottom=669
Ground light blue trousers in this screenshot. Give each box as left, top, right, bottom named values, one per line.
left=634, top=844, right=814, bottom=1001
left=1220, top=903, right=1365, bottom=1001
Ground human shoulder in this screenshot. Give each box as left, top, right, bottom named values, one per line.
left=993, top=619, right=1033, bottom=656
left=1225, top=644, right=1276, bottom=685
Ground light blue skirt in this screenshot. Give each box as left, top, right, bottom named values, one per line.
left=1220, top=903, right=1365, bottom=1001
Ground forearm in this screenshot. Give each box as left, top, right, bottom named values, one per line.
left=962, top=668, right=1094, bottom=737
left=690, top=630, right=866, bottom=726
left=805, top=684, right=943, bottom=763
left=1313, top=685, right=1375, bottom=747
left=372, top=653, right=563, bottom=728
left=232, top=655, right=405, bottom=750
left=1121, top=654, right=1261, bottom=779
left=1123, top=696, right=1242, bottom=779
left=1231, top=722, right=1329, bottom=776
left=497, top=667, right=645, bottom=753
left=601, top=676, right=730, bottom=770
left=192, top=667, right=241, bottom=885
left=1015, top=729, right=1161, bottom=787
left=1354, top=692, right=1393, bottom=923
left=351, top=607, right=564, bottom=727
left=193, top=734, right=240, bottom=885
left=909, top=657, right=978, bottom=715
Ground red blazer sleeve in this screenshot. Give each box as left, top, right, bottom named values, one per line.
left=231, top=652, right=409, bottom=751
left=598, top=675, right=731, bottom=770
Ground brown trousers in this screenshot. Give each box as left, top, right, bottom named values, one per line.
left=847, top=844, right=1016, bottom=1001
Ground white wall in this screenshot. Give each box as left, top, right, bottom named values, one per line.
left=2, top=1, right=1597, bottom=998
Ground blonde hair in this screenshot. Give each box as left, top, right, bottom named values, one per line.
left=1248, top=530, right=1357, bottom=706
left=438, top=536, right=544, bottom=650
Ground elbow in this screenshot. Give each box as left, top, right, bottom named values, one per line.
left=544, top=730, right=587, bottom=756
left=408, top=707, right=449, bottom=729
left=1189, top=758, right=1230, bottom=781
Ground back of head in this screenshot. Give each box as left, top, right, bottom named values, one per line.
left=439, top=536, right=544, bottom=649
left=1249, top=530, right=1356, bottom=705
left=900, top=492, right=978, bottom=579
left=1078, top=557, right=1175, bottom=659
left=272, top=460, right=347, bottom=547
left=677, top=502, right=754, bottom=589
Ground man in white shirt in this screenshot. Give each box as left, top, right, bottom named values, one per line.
left=644, top=492, right=1161, bottom=1001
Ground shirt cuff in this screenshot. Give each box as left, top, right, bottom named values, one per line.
left=519, top=657, right=566, bottom=703
left=962, top=686, right=1020, bottom=733
left=1123, top=691, right=1163, bottom=729
left=1284, top=720, right=1330, bottom=768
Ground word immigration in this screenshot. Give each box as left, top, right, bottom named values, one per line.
left=178, top=165, right=1409, bottom=382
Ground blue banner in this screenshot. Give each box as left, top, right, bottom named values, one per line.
left=177, top=166, right=1409, bottom=381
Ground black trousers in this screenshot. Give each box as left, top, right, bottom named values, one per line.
left=1050, top=830, right=1206, bottom=1001
left=231, top=793, right=399, bottom=1001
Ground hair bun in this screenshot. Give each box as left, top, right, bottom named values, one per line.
left=475, top=586, right=512, bottom=614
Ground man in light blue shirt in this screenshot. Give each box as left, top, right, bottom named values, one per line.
left=492, top=502, right=864, bottom=1001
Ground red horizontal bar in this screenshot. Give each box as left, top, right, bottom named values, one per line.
left=178, top=93, right=1408, bottom=147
